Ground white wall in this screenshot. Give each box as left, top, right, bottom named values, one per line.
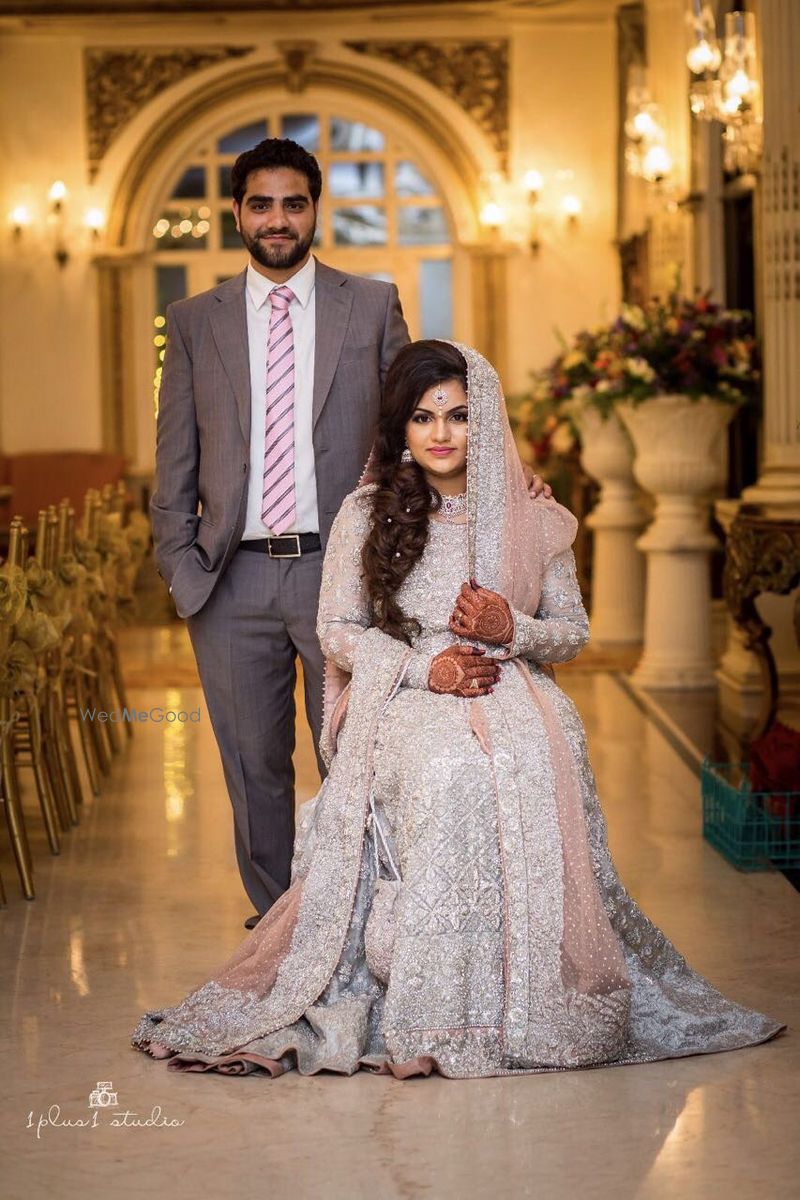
left=0, top=37, right=103, bottom=453
left=506, top=18, right=620, bottom=390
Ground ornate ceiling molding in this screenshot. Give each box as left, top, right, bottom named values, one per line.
left=345, top=39, right=508, bottom=168
left=84, top=45, right=253, bottom=172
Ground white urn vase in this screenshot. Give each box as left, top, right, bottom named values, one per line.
left=575, top=406, right=645, bottom=644
left=617, top=395, right=736, bottom=689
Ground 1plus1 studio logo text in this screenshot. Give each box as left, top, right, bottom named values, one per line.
left=26, top=1081, right=185, bottom=1138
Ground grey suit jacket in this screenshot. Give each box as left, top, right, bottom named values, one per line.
left=150, top=260, right=410, bottom=618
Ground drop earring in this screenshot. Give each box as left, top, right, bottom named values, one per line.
left=400, top=446, right=413, bottom=463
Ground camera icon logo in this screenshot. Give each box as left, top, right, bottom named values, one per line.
left=88, top=1081, right=119, bottom=1109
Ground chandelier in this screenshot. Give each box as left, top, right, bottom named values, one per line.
left=686, top=4, right=762, bottom=175
left=624, top=66, right=673, bottom=185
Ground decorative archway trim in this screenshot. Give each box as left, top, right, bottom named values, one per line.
left=345, top=39, right=508, bottom=169
left=107, top=55, right=492, bottom=248
left=85, top=45, right=255, bottom=175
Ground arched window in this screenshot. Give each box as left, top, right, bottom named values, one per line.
left=151, top=107, right=454, bottom=400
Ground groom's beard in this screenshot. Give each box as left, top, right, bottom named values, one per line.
left=242, top=223, right=316, bottom=271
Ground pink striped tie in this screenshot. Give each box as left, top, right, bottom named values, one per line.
left=261, top=285, right=297, bottom=534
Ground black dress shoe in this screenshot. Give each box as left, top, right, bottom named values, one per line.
left=243, top=913, right=262, bottom=930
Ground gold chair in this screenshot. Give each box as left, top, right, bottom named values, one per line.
left=8, top=515, right=68, bottom=853
left=87, top=493, right=120, bottom=763
left=0, top=521, right=43, bottom=897
left=0, top=484, right=150, bottom=902
left=97, top=489, right=136, bottom=744
left=37, top=506, right=82, bottom=827
left=63, top=501, right=108, bottom=794
left=52, top=501, right=87, bottom=813
left=0, top=542, right=35, bottom=898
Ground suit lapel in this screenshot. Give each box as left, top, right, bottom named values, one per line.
left=209, top=270, right=251, bottom=445
left=313, top=262, right=353, bottom=429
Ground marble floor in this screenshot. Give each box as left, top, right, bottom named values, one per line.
left=1, top=628, right=797, bottom=1200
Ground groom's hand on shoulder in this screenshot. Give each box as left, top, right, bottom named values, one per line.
left=523, top=466, right=552, bottom=500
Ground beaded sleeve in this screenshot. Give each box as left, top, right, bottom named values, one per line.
left=509, top=548, right=589, bottom=664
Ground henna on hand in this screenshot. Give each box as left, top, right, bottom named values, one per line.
left=428, top=644, right=500, bottom=697
left=448, top=581, right=514, bottom=647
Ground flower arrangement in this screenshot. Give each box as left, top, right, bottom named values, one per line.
left=513, top=292, right=760, bottom=441
left=599, top=293, right=760, bottom=407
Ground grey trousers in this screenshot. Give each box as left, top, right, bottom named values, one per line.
left=186, top=545, right=326, bottom=915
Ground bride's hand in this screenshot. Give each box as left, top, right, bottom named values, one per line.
left=428, top=645, right=500, bottom=697
left=449, top=581, right=514, bottom=647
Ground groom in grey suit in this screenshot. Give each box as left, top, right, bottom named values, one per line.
left=151, top=138, right=409, bottom=926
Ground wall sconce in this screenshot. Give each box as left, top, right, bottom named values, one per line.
left=84, top=207, right=105, bottom=240
left=686, top=5, right=762, bottom=174
left=478, top=169, right=583, bottom=249
left=523, top=170, right=543, bottom=198
left=523, top=169, right=544, bottom=251
left=9, top=205, right=31, bottom=240
left=641, top=144, right=674, bottom=184
left=48, top=180, right=69, bottom=267
left=8, top=182, right=105, bottom=265
left=479, top=200, right=506, bottom=237
left=561, top=194, right=583, bottom=225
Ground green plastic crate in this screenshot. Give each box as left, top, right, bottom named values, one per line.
left=701, top=758, right=800, bottom=871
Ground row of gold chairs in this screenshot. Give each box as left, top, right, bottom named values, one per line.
left=0, top=484, right=150, bottom=903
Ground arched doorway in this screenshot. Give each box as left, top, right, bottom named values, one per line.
left=97, top=59, right=498, bottom=471
left=150, top=104, right=455, bottom=408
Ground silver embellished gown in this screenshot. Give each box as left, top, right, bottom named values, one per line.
left=132, top=489, right=784, bottom=1078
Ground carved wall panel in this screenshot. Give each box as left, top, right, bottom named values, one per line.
left=84, top=46, right=253, bottom=173
left=346, top=39, right=508, bottom=167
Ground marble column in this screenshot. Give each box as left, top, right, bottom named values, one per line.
left=95, top=252, right=142, bottom=458
left=716, top=0, right=800, bottom=727
left=743, top=0, right=800, bottom=508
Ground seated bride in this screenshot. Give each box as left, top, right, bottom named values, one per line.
left=132, top=339, right=783, bottom=1078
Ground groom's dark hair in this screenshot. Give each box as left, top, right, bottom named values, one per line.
left=231, top=138, right=323, bottom=205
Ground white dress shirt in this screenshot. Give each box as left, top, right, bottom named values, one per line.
left=242, top=255, right=318, bottom=538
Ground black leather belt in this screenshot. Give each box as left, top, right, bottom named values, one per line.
left=239, top=533, right=321, bottom=559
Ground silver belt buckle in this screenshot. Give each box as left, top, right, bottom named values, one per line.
left=268, top=533, right=301, bottom=559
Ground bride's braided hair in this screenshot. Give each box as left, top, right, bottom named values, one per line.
left=361, top=340, right=468, bottom=644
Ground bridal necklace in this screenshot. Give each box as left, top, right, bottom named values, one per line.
left=435, top=489, right=467, bottom=522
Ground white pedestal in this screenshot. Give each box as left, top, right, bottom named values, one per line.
left=618, top=396, right=735, bottom=690
left=577, top=407, right=645, bottom=644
